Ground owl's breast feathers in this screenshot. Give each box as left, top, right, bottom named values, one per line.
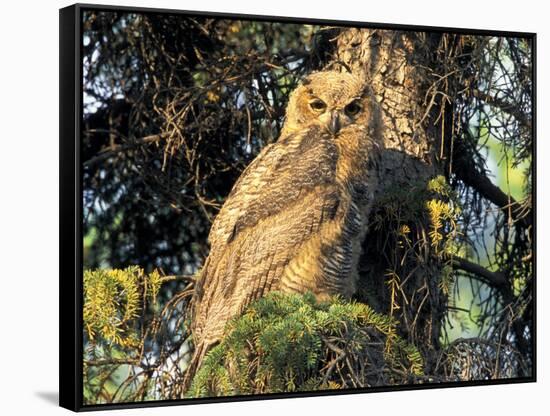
left=192, top=125, right=376, bottom=350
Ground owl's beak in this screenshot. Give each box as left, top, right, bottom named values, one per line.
left=319, top=110, right=341, bottom=135
left=330, top=111, right=341, bottom=135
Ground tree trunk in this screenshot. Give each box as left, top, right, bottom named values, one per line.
left=325, top=28, right=450, bottom=371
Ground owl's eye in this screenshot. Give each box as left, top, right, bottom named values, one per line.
left=309, top=98, right=327, bottom=112
left=345, top=100, right=362, bottom=116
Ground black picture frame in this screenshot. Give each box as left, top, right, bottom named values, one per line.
left=60, top=3, right=537, bottom=412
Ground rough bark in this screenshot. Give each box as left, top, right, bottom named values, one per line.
left=327, top=29, right=449, bottom=370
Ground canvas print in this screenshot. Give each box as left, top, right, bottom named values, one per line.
left=79, top=7, right=534, bottom=406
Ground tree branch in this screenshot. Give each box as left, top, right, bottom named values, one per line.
left=445, top=254, right=508, bottom=289
left=471, top=89, right=531, bottom=130
left=160, top=274, right=196, bottom=284
left=84, top=358, right=140, bottom=367
left=83, top=133, right=168, bottom=168
left=454, top=153, right=531, bottom=228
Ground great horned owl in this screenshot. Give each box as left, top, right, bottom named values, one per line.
left=186, top=70, right=381, bottom=384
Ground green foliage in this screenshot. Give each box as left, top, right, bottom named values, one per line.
left=187, top=292, right=424, bottom=397
left=370, top=176, right=461, bottom=251
left=83, top=266, right=181, bottom=404
left=425, top=176, right=462, bottom=256
left=367, top=176, right=461, bottom=307
left=84, top=266, right=161, bottom=348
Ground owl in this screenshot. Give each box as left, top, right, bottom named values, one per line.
left=185, top=70, right=381, bottom=386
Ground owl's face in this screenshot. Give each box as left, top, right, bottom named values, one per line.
left=282, top=71, right=371, bottom=137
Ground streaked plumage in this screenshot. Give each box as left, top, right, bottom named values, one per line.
left=185, top=71, right=382, bottom=384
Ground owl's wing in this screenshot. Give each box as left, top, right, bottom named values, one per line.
left=193, top=127, right=340, bottom=346
left=207, top=141, right=280, bottom=246
left=208, top=128, right=337, bottom=248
